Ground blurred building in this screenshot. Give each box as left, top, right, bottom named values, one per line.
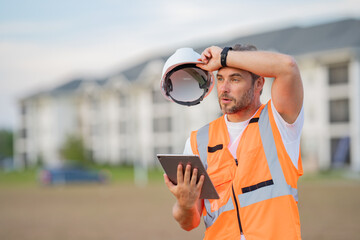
left=15, top=63, right=219, bottom=168
left=15, top=18, right=360, bottom=172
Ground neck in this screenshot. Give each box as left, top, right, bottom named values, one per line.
left=226, top=101, right=262, bottom=122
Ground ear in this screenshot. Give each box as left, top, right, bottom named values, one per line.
left=256, top=77, right=265, bottom=93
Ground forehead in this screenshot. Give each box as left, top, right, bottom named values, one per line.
left=217, top=67, right=252, bottom=79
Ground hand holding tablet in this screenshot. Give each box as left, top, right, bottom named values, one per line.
left=157, top=154, right=219, bottom=199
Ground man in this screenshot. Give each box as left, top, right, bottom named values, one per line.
left=164, top=44, right=304, bottom=240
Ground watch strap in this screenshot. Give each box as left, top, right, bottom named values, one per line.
left=220, top=47, right=232, bottom=67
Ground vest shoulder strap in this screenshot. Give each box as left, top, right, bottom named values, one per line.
left=196, top=123, right=209, bottom=169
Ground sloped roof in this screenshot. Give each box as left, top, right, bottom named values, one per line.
left=214, top=18, right=360, bottom=55
left=121, top=60, right=151, bottom=81
left=50, top=78, right=106, bottom=94
left=31, top=18, right=360, bottom=97
left=114, top=55, right=168, bottom=81
left=50, top=78, right=84, bottom=92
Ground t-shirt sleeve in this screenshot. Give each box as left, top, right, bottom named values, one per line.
left=271, top=100, right=304, bottom=169
left=183, top=137, right=194, bottom=155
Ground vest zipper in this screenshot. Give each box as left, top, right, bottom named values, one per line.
left=232, top=184, right=243, bottom=234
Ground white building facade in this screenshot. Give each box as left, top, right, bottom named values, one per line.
left=15, top=19, right=360, bottom=172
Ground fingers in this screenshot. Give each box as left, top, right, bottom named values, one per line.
left=196, top=63, right=211, bottom=72
left=190, top=168, right=198, bottom=186
left=164, top=165, right=204, bottom=205
left=183, top=164, right=192, bottom=183
left=199, top=48, right=212, bottom=64
left=203, top=50, right=212, bottom=59
left=164, top=173, right=175, bottom=189
left=175, top=163, right=194, bottom=185
left=177, top=164, right=199, bottom=186
left=196, top=46, right=222, bottom=72
left=176, top=163, right=184, bottom=184
left=190, top=168, right=205, bottom=194
left=197, top=175, right=205, bottom=191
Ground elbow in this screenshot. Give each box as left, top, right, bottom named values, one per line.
left=284, top=55, right=299, bottom=74
left=180, top=220, right=200, bottom=232
left=274, top=55, right=300, bottom=80
left=174, top=212, right=200, bottom=231
left=182, top=225, right=196, bottom=232
left=172, top=201, right=202, bottom=231
left=174, top=213, right=200, bottom=231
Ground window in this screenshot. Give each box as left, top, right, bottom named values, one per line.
left=21, top=104, right=27, bottom=115
left=328, top=62, right=348, bottom=85
left=119, top=121, right=127, bottom=134
left=330, top=137, right=350, bottom=168
left=119, top=93, right=127, bottom=107
left=154, top=146, right=173, bottom=155
left=89, top=96, right=99, bottom=110
left=20, top=128, right=27, bottom=138
left=329, top=98, right=349, bottom=123
left=120, top=148, right=128, bottom=160
left=22, top=153, right=28, bottom=167
left=153, top=117, right=172, bottom=132
left=152, top=89, right=167, bottom=103
left=153, top=146, right=173, bottom=166
left=90, top=124, right=98, bottom=136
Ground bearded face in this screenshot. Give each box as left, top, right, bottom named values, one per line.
left=218, top=84, right=255, bottom=114
left=216, top=68, right=256, bottom=115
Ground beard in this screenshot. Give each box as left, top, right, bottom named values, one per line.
left=218, top=86, right=255, bottom=114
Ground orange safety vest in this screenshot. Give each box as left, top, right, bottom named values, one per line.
left=190, top=101, right=303, bottom=240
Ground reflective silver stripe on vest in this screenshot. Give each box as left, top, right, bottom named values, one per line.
left=196, top=124, right=209, bottom=170
left=197, top=122, right=234, bottom=228
left=238, top=104, right=298, bottom=207
left=203, top=195, right=234, bottom=228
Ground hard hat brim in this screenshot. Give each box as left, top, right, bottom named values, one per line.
left=160, top=48, right=215, bottom=106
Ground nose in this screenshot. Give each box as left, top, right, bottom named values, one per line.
left=217, top=80, right=230, bottom=94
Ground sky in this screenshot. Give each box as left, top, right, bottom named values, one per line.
left=0, top=0, right=359, bottom=130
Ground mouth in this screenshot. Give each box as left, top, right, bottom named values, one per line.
left=221, top=98, right=232, bottom=104
left=219, top=94, right=233, bottom=104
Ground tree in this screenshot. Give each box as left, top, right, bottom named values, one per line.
left=59, top=134, right=89, bottom=166
left=0, top=129, right=13, bottom=159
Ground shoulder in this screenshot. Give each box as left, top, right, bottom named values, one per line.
left=270, top=100, right=304, bottom=142
left=193, top=115, right=225, bottom=134
left=187, top=116, right=225, bottom=155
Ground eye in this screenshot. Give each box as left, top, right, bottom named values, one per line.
left=217, top=77, right=224, bottom=82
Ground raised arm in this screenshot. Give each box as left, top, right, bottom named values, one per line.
left=164, top=164, right=204, bottom=231
left=197, top=46, right=304, bottom=123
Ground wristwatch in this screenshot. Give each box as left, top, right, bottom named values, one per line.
left=220, top=47, right=232, bottom=67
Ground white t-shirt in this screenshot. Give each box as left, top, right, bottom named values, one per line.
left=183, top=100, right=304, bottom=169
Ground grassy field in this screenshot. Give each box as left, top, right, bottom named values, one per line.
left=0, top=168, right=359, bottom=240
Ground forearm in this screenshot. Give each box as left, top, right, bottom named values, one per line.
left=227, top=48, right=303, bottom=122
left=172, top=201, right=201, bottom=231
left=226, top=50, right=299, bottom=79
left=164, top=164, right=205, bottom=231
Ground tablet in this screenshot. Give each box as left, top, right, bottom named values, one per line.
left=157, top=154, right=219, bottom=199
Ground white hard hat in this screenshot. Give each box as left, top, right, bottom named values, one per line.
left=160, top=48, right=214, bottom=106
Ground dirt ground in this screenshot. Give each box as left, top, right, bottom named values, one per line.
left=0, top=180, right=359, bottom=240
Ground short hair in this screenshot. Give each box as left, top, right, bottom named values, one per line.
left=231, top=44, right=260, bottom=82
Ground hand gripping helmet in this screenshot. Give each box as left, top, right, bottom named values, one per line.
left=160, top=48, right=214, bottom=106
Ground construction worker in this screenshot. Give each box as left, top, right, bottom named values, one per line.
left=163, top=44, right=304, bottom=240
